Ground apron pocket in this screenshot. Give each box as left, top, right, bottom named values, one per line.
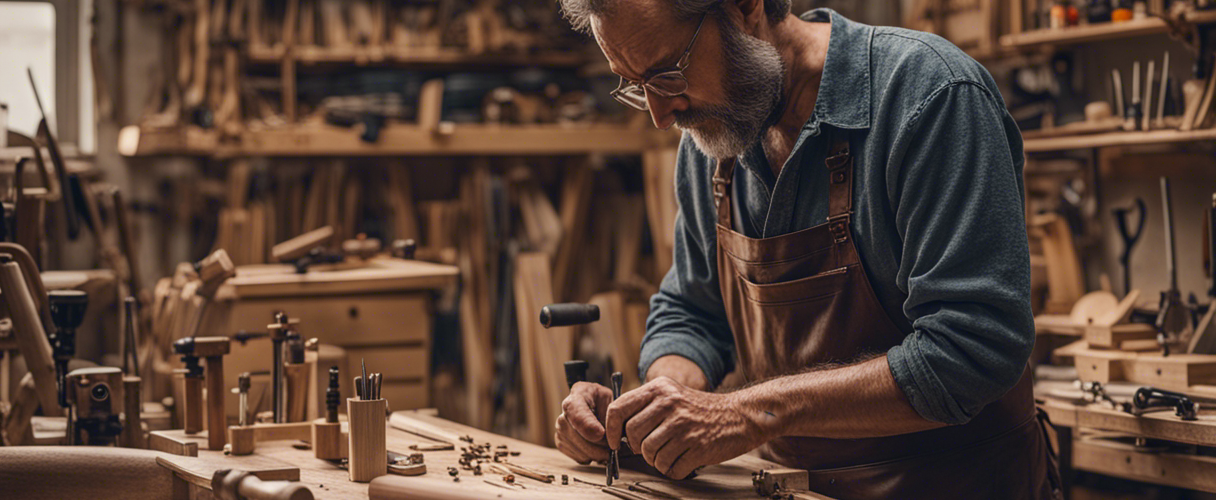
left=737, top=266, right=850, bottom=305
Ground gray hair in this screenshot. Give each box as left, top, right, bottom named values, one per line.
left=560, top=0, right=792, bottom=33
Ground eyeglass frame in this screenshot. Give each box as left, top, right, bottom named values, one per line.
left=609, top=12, right=709, bottom=111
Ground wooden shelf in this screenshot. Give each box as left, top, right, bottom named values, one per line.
left=1000, top=11, right=1216, bottom=49
left=1023, top=127, right=1216, bottom=153
left=118, top=123, right=675, bottom=157
left=248, top=44, right=589, bottom=69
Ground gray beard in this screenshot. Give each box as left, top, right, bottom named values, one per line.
left=675, top=15, right=784, bottom=160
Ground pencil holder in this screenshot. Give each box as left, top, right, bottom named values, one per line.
left=347, top=398, right=387, bottom=482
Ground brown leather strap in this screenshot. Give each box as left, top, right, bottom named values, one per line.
left=825, top=135, right=852, bottom=243
left=712, top=157, right=737, bottom=229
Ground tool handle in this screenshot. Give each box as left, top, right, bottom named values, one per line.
left=564, top=360, right=589, bottom=388
left=540, top=303, right=600, bottom=328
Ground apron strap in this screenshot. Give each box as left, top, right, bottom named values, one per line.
left=825, top=133, right=853, bottom=243
left=712, top=157, right=738, bottom=229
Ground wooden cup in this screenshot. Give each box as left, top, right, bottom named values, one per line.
left=346, top=398, right=387, bottom=482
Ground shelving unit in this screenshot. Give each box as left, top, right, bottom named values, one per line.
left=1023, top=128, right=1216, bottom=153
left=248, top=45, right=589, bottom=69
left=1000, top=11, right=1216, bottom=49
left=118, top=123, right=676, bottom=158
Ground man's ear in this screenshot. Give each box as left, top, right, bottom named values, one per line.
left=732, top=0, right=767, bottom=32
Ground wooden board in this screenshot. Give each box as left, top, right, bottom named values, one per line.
left=1042, top=399, right=1216, bottom=447
left=1072, top=346, right=1216, bottom=391
left=219, top=258, right=458, bottom=298
left=1073, top=437, right=1216, bottom=493
left=155, top=454, right=300, bottom=488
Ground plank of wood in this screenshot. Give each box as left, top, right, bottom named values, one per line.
left=552, top=162, right=593, bottom=301
left=1083, top=323, right=1158, bottom=349
left=643, top=148, right=679, bottom=281
left=1072, top=345, right=1216, bottom=391
left=156, top=454, right=299, bottom=489
left=514, top=253, right=552, bottom=445
left=1073, top=437, right=1216, bottom=493
left=222, top=258, right=456, bottom=298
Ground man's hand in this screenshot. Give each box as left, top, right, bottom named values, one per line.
left=604, top=377, right=767, bottom=480
left=555, top=381, right=614, bottom=464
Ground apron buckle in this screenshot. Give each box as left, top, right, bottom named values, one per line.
left=712, top=177, right=730, bottom=208
left=828, top=214, right=850, bottom=242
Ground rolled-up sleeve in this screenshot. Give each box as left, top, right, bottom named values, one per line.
left=885, top=81, right=1035, bottom=425
left=639, top=137, right=736, bottom=388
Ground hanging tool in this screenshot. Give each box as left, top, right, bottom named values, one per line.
left=49, top=291, right=88, bottom=410
left=1112, top=69, right=1126, bottom=121
left=1157, top=178, right=1190, bottom=355
left=1128, top=61, right=1142, bottom=131
left=1157, top=52, right=1171, bottom=128
left=1113, top=198, right=1147, bottom=296
left=27, top=68, right=81, bottom=240
left=1210, top=193, right=1215, bottom=299
left=1143, top=60, right=1155, bottom=131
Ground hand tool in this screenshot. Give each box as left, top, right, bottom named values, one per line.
left=564, top=360, right=589, bottom=388
left=173, top=336, right=230, bottom=450
left=27, top=68, right=81, bottom=240
left=1128, top=61, right=1142, bottom=131
left=65, top=366, right=125, bottom=446
left=1132, top=386, right=1198, bottom=420
left=1143, top=60, right=1155, bottom=131
left=122, top=296, right=141, bottom=377
left=49, top=290, right=88, bottom=410
left=362, top=358, right=368, bottom=399
left=540, top=303, right=600, bottom=328
left=1157, top=51, right=1171, bottom=128
left=238, top=372, right=252, bottom=427
left=1156, top=177, right=1189, bottom=354
left=1113, top=198, right=1147, bottom=296
left=267, top=312, right=297, bottom=423
left=609, top=371, right=623, bottom=485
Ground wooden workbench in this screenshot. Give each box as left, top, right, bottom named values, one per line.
left=153, top=410, right=819, bottom=499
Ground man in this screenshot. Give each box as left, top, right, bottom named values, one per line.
left=554, top=1, right=1060, bottom=498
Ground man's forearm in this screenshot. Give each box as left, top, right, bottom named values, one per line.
left=733, top=355, right=944, bottom=440
left=645, top=355, right=709, bottom=391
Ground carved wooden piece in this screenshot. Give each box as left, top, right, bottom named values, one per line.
left=0, top=260, right=61, bottom=416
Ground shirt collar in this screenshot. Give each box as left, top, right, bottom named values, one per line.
left=801, top=8, right=873, bottom=132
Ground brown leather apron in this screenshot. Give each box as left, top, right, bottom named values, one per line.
left=712, top=132, right=1061, bottom=499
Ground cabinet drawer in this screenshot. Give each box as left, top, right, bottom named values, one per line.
left=223, top=293, right=431, bottom=346
left=344, top=346, right=428, bottom=382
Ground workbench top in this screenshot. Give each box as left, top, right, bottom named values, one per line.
left=157, top=410, right=804, bottom=500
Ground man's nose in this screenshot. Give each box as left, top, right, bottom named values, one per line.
left=646, top=90, right=687, bottom=130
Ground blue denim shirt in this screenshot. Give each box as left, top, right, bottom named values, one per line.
left=639, top=9, right=1033, bottom=425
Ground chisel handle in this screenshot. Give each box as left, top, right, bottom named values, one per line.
left=564, top=360, right=589, bottom=389
left=540, top=304, right=600, bottom=328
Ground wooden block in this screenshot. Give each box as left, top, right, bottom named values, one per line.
left=312, top=420, right=348, bottom=459
left=1083, top=323, right=1157, bottom=348
left=285, top=363, right=310, bottom=422
left=205, top=356, right=227, bottom=451
left=1125, top=355, right=1216, bottom=389
left=272, top=226, right=336, bottom=262
left=228, top=425, right=256, bottom=456
left=1074, top=404, right=1216, bottom=447
left=184, top=376, right=203, bottom=434
left=347, top=398, right=387, bottom=482
left=148, top=430, right=200, bottom=457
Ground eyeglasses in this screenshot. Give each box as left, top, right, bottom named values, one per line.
left=610, top=13, right=708, bottom=111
